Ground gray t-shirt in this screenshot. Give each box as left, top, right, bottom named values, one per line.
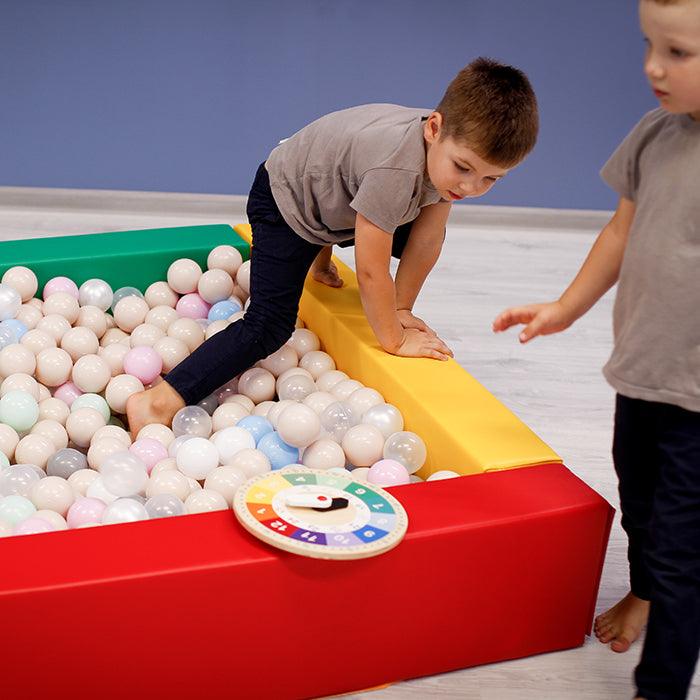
left=601, top=108, right=700, bottom=412
left=265, top=104, right=444, bottom=245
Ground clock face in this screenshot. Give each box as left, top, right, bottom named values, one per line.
left=233, top=469, right=408, bottom=560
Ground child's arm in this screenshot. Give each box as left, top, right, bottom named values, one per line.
left=394, top=201, right=452, bottom=335
left=354, top=212, right=452, bottom=360
left=493, top=196, right=635, bottom=342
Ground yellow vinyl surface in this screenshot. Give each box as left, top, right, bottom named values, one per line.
left=234, top=224, right=561, bottom=477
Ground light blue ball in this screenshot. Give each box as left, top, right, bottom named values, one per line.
left=208, top=299, right=242, bottom=322
left=237, top=415, right=274, bottom=445
left=0, top=319, right=27, bottom=342
left=257, top=431, right=299, bottom=470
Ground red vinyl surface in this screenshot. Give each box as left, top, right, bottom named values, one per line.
left=0, top=463, right=612, bottom=700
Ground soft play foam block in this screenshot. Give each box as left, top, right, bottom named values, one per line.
left=0, top=464, right=612, bottom=700
left=234, top=223, right=559, bottom=477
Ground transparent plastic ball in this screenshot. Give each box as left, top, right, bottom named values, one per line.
left=382, top=431, right=427, bottom=475
left=171, top=405, right=213, bottom=438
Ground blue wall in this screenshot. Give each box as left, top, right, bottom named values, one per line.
left=0, top=1, right=657, bottom=210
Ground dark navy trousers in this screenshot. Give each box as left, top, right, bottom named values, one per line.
left=613, top=394, right=700, bottom=700
left=165, top=162, right=414, bottom=405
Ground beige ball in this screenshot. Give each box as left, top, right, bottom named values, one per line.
left=238, top=367, right=276, bottom=404
left=145, top=305, right=179, bottom=331
left=167, top=258, right=202, bottom=295
left=0, top=343, right=37, bottom=379
left=105, top=374, right=144, bottom=414
left=76, top=306, right=108, bottom=339
left=67, top=468, right=100, bottom=497
left=146, top=469, right=191, bottom=501
left=197, top=269, right=234, bottom=304
left=276, top=403, right=321, bottom=448
left=167, top=318, right=204, bottom=352
left=87, top=437, right=127, bottom=471
left=212, top=402, right=249, bottom=431
left=16, top=303, right=43, bottom=330
left=259, top=345, right=298, bottom=377
left=145, top=281, right=179, bottom=309
left=302, top=438, right=346, bottom=470
left=153, top=336, right=189, bottom=373
left=227, top=448, right=271, bottom=477
left=30, top=419, right=69, bottom=450
left=2, top=265, right=38, bottom=302
left=299, top=350, right=336, bottom=379
left=129, top=323, right=165, bottom=347
left=61, top=326, right=100, bottom=361
left=252, top=400, right=274, bottom=417
left=30, top=476, right=75, bottom=516
left=235, top=260, right=251, bottom=296
left=137, top=423, right=175, bottom=447
left=303, top=391, right=338, bottom=415
left=331, top=379, right=364, bottom=401
left=26, top=298, right=44, bottom=311
left=100, top=328, right=130, bottom=347
left=92, top=424, right=132, bottom=447
left=35, top=347, right=72, bottom=387
left=341, top=424, right=385, bottom=467
left=33, top=509, right=68, bottom=530
left=1, top=372, right=39, bottom=400
left=65, top=407, right=107, bottom=448
left=21, top=329, right=57, bottom=355
left=345, top=387, right=384, bottom=418
left=36, top=314, right=72, bottom=343
left=315, top=369, right=349, bottom=393
left=42, top=292, right=80, bottom=324
left=287, top=328, right=320, bottom=356
left=207, top=245, right=243, bottom=277
left=15, top=434, right=55, bottom=470
left=98, top=343, right=129, bottom=377
left=205, top=320, right=229, bottom=340
left=113, top=296, right=149, bottom=333
left=203, top=466, right=246, bottom=506
left=38, top=397, right=71, bottom=425
left=150, top=457, right=177, bottom=477
left=71, top=354, right=111, bottom=393
left=0, top=424, right=20, bottom=460
left=224, top=394, right=255, bottom=412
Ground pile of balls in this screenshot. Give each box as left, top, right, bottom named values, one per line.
left=0, top=245, right=459, bottom=539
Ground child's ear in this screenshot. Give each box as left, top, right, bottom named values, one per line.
left=424, top=111, right=443, bottom=143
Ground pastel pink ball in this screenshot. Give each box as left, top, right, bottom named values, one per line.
left=367, top=459, right=410, bottom=487
left=53, top=381, right=83, bottom=407
left=67, top=497, right=106, bottom=528
left=129, top=438, right=168, bottom=474
left=176, top=293, right=211, bottom=320
left=43, top=276, right=79, bottom=300
left=14, top=517, right=55, bottom=535
left=123, top=346, right=163, bottom=384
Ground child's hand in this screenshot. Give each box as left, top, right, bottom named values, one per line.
left=394, top=328, right=453, bottom=361
left=396, top=309, right=437, bottom=336
left=492, top=301, right=573, bottom=343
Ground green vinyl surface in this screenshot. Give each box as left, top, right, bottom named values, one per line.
left=0, top=224, right=249, bottom=293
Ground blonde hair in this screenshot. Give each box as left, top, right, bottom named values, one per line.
left=435, top=57, right=539, bottom=168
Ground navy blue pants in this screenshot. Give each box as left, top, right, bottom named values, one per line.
left=613, top=394, right=700, bottom=700
left=165, top=162, right=413, bottom=404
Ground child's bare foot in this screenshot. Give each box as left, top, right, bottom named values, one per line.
left=126, top=380, right=185, bottom=439
left=594, top=592, right=650, bottom=653
left=310, top=246, right=344, bottom=288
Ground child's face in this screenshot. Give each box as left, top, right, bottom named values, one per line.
left=423, top=113, right=508, bottom=201
left=640, top=0, right=700, bottom=119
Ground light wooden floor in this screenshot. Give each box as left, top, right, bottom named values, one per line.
left=1, top=201, right=697, bottom=700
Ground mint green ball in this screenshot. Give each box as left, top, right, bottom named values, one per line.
left=0, top=452, right=9, bottom=470
left=0, top=390, right=39, bottom=432
left=0, top=495, right=36, bottom=525
left=71, top=393, right=111, bottom=423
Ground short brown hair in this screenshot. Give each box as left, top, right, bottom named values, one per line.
left=436, top=57, right=539, bottom=168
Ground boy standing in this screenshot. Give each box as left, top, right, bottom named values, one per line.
left=128, top=57, right=538, bottom=435
left=494, top=2, right=700, bottom=698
